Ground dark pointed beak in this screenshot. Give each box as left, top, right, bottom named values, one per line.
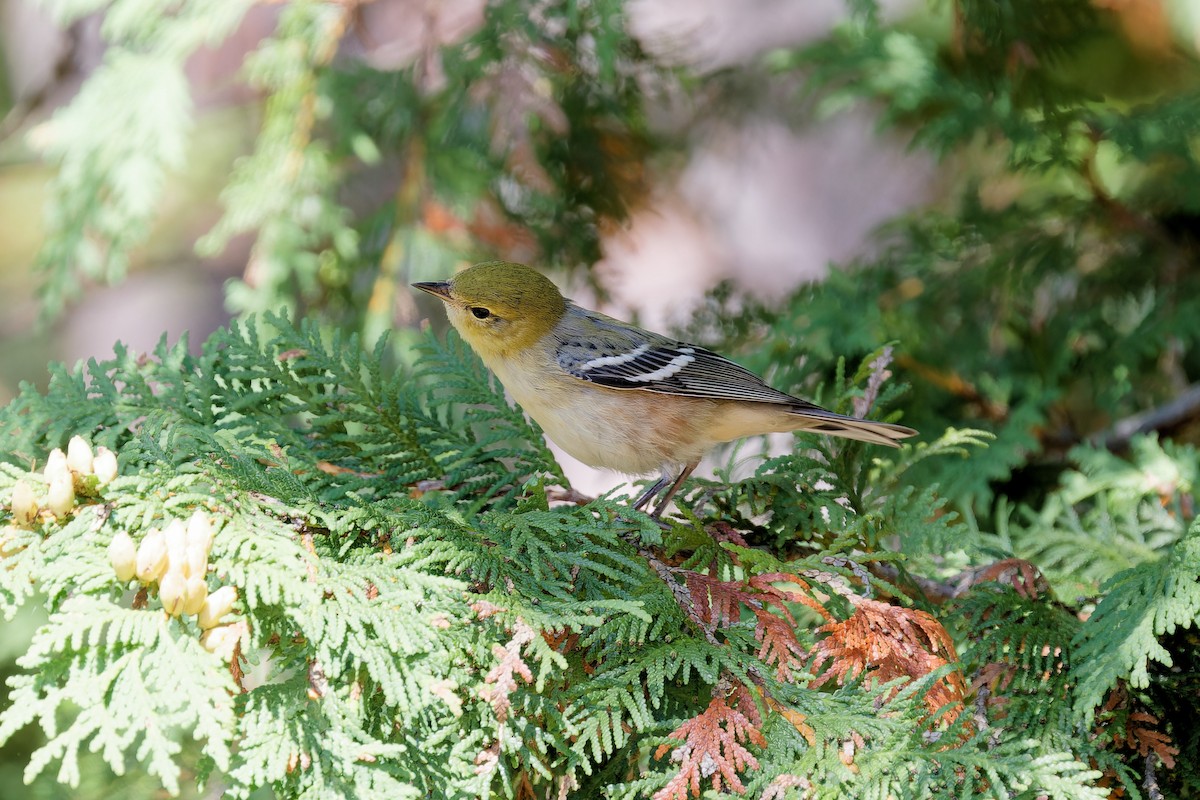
left=412, top=281, right=452, bottom=301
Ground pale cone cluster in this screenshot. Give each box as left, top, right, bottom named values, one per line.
left=2, top=436, right=117, bottom=558
left=5, top=436, right=240, bottom=660
left=108, top=511, right=240, bottom=657
left=7, top=435, right=118, bottom=527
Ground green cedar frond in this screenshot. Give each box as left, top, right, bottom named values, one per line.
left=1073, top=518, right=1200, bottom=720
left=1005, top=436, right=1196, bottom=594
left=0, top=595, right=237, bottom=795
left=31, top=0, right=255, bottom=321
left=0, top=304, right=1176, bottom=796
left=0, top=313, right=1182, bottom=798
left=14, top=1, right=1200, bottom=796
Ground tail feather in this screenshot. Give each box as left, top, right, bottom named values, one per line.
left=787, top=409, right=917, bottom=448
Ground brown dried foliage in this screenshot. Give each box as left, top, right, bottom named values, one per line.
left=810, top=597, right=967, bottom=723
left=1101, top=690, right=1178, bottom=770
left=683, top=571, right=831, bottom=681
left=652, top=695, right=767, bottom=800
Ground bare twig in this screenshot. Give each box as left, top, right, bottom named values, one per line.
left=0, top=24, right=81, bottom=141
left=868, top=558, right=1050, bottom=606
left=972, top=681, right=991, bottom=732
left=1144, top=754, right=1164, bottom=800
left=853, top=346, right=894, bottom=419
left=867, top=562, right=967, bottom=605
left=545, top=486, right=594, bottom=506
left=1092, top=382, right=1200, bottom=450
left=645, top=554, right=721, bottom=647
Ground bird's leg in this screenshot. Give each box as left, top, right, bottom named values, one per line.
left=650, top=462, right=697, bottom=519
left=632, top=473, right=672, bottom=511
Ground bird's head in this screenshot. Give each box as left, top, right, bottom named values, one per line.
left=413, top=261, right=567, bottom=360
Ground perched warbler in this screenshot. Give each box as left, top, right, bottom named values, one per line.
left=414, top=261, right=916, bottom=516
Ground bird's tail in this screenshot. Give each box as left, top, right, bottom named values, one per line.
left=787, top=408, right=917, bottom=448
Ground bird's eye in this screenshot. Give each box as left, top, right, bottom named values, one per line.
left=470, top=306, right=492, bottom=320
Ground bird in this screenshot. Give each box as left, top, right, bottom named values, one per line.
left=413, top=261, right=916, bottom=516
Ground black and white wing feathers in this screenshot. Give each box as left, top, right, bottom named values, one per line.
left=552, top=304, right=916, bottom=447
left=554, top=306, right=815, bottom=408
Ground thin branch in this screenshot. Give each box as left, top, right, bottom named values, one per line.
left=0, top=23, right=82, bottom=141
left=1144, top=754, right=1164, bottom=800
left=867, top=562, right=966, bottom=605
left=645, top=554, right=721, bottom=648
left=1093, top=382, right=1200, bottom=450
left=545, top=486, right=594, bottom=506
left=868, top=558, right=1049, bottom=606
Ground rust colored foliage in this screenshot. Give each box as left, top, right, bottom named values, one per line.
left=1117, top=711, right=1178, bottom=769
left=809, top=597, right=967, bottom=722
left=684, top=571, right=831, bottom=680
left=1102, top=690, right=1179, bottom=770
left=652, top=695, right=768, bottom=800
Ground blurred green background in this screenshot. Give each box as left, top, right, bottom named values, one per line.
left=0, top=1, right=943, bottom=403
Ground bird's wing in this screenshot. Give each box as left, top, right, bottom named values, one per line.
left=553, top=307, right=815, bottom=407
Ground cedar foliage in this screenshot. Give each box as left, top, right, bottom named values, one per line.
left=4, top=0, right=1200, bottom=798
left=0, top=318, right=1111, bottom=799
